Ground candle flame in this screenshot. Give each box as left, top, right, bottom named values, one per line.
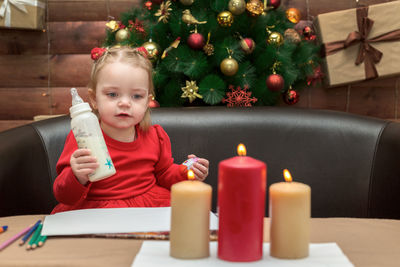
left=187, top=169, right=195, bottom=180
left=283, top=169, right=292, bottom=182
left=237, top=143, right=247, bottom=156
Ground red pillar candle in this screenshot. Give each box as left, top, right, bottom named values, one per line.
left=217, top=144, right=267, bottom=262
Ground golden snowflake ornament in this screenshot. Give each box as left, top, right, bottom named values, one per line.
left=181, top=80, right=203, bottom=103
left=155, top=0, right=173, bottom=23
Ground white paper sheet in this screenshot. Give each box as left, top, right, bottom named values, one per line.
left=42, top=207, right=219, bottom=236
left=132, top=242, right=354, bottom=267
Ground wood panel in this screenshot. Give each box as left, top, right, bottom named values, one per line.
left=309, top=85, right=348, bottom=112
left=48, top=0, right=108, bottom=22
left=0, top=120, right=33, bottom=133
left=308, top=0, right=392, bottom=18
left=348, top=77, right=398, bottom=118
left=49, top=21, right=107, bottom=54
left=51, top=87, right=90, bottom=115
left=0, top=87, right=89, bottom=121
left=0, top=55, right=92, bottom=87
left=47, top=0, right=141, bottom=22
left=0, top=55, right=49, bottom=87
left=0, top=28, right=48, bottom=55
left=0, top=88, right=49, bottom=120
left=50, top=55, right=92, bottom=87
left=108, top=0, right=142, bottom=20
left=0, top=22, right=107, bottom=55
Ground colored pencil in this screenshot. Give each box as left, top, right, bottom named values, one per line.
left=37, top=235, right=47, bottom=247
left=19, top=220, right=41, bottom=245
left=26, top=223, right=42, bottom=250
left=0, top=225, right=32, bottom=251
left=0, top=226, right=7, bottom=233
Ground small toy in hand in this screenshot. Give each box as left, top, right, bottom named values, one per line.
left=182, top=157, right=199, bottom=170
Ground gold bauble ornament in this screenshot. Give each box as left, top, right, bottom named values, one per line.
left=246, top=0, right=264, bottom=17
left=115, top=28, right=130, bottom=43
left=284, top=28, right=301, bottom=43
left=267, top=32, right=284, bottom=46
left=286, top=8, right=301, bottom=23
left=228, top=0, right=246, bottom=15
left=217, top=11, right=234, bottom=27
left=220, top=56, right=239, bottom=76
left=106, top=20, right=119, bottom=32
left=180, top=0, right=194, bottom=5
left=142, top=39, right=161, bottom=62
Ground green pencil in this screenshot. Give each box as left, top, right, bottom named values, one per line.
left=26, top=223, right=42, bottom=250
left=37, top=235, right=47, bottom=247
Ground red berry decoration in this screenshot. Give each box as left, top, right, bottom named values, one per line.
left=187, top=32, right=205, bottom=50
left=283, top=88, right=300, bottom=105
left=266, top=73, right=284, bottom=92
left=269, top=0, right=281, bottom=9
left=144, top=1, right=153, bottom=10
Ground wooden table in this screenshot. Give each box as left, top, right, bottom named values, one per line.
left=0, top=215, right=399, bottom=266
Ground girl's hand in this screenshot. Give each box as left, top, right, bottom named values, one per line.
left=187, top=154, right=209, bottom=181
left=70, top=149, right=99, bottom=185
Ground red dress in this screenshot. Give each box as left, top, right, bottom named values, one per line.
left=51, top=124, right=187, bottom=214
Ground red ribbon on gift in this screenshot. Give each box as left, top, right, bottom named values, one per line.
left=323, top=6, right=400, bottom=80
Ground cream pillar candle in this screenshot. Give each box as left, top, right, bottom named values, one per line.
left=170, top=170, right=212, bottom=259
left=269, top=169, right=311, bottom=259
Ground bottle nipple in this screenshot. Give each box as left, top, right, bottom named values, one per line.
left=71, top=88, right=84, bottom=106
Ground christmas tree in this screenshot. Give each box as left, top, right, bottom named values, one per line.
left=103, top=0, right=321, bottom=107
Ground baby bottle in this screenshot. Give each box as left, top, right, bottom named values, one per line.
left=69, top=88, right=116, bottom=182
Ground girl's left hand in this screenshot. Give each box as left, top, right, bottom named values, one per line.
left=187, top=154, right=209, bottom=181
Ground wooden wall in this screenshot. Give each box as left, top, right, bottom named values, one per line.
left=0, top=0, right=399, bottom=132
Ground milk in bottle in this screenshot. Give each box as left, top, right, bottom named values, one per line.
left=69, top=88, right=116, bottom=181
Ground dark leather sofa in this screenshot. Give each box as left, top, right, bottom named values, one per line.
left=1, top=107, right=399, bottom=219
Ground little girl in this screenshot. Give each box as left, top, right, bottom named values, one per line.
left=51, top=46, right=209, bottom=214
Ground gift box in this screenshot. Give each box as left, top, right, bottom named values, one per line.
left=0, top=0, right=46, bottom=30
left=314, top=1, right=400, bottom=87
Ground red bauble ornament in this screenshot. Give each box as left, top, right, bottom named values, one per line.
left=269, top=0, right=281, bottom=9
left=302, top=26, right=316, bottom=41
left=187, top=32, right=205, bottom=50
left=266, top=73, right=284, bottom=91
left=240, top=38, right=255, bottom=54
left=149, top=98, right=160, bottom=108
left=283, top=88, right=300, bottom=105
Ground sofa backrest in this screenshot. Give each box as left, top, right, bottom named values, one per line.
left=1, top=107, right=399, bottom=218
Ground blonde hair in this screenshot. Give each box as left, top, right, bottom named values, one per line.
left=88, top=46, right=154, bottom=131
